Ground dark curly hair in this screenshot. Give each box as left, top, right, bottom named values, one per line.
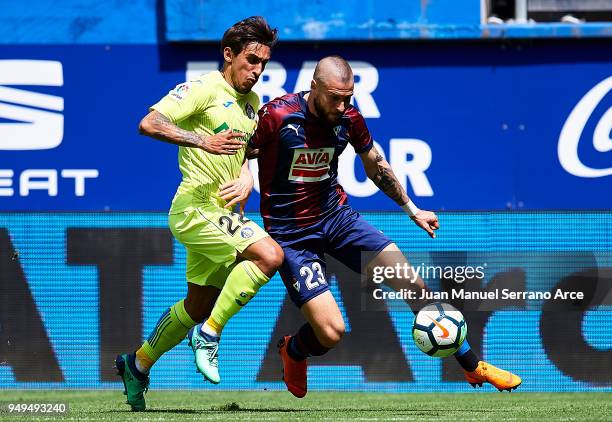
left=221, top=16, right=278, bottom=55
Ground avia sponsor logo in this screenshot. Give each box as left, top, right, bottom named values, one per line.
left=558, top=76, right=612, bottom=178
left=289, top=148, right=334, bottom=182
left=0, top=60, right=64, bottom=150
left=249, top=139, right=433, bottom=197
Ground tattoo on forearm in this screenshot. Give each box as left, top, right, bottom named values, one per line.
left=146, top=112, right=203, bottom=148
left=371, top=150, right=409, bottom=206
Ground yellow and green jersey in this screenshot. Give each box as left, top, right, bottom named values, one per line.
left=151, top=71, right=260, bottom=214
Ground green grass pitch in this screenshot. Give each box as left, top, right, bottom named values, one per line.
left=0, top=391, right=610, bottom=421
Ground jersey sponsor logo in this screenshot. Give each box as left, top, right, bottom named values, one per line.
left=288, top=147, right=334, bottom=182
left=213, top=122, right=230, bottom=133
left=558, top=76, right=612, bottom=178
left=170, top=82, right=190, bottom=100
left=0, top=60, right=64, bottom=150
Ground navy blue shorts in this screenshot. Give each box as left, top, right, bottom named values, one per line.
left=270, top=205, right=393, bottom=307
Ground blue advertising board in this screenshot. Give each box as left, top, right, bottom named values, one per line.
left=1, top=211, right=611, bottom=391
left=1, top=42, right=611, bottom=211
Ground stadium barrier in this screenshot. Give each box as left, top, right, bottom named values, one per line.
left=1, top=211, right=611, bottom=392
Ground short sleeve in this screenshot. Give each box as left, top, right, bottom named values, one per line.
left=150, top=80, right=211, bottom=124
left=348, top=108, right=374, bottom=154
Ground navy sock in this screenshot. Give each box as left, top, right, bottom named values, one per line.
left=287, top=323, right=330, bottom=361
left=453, top=340, right=479, bottom=372
left=287, top=336, right=307, bottom=361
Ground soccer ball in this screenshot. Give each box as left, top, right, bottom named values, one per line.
left=412, top=302, right=467, bottom=357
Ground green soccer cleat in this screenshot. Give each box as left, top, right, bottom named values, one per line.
left=188, top=325, right=221, bottom=384
left=115, top=353, right=150, bottom=411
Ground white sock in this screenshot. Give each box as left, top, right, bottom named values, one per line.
left=200, top=322, right=220, bottom=338
left=134, top=355, right=150, bottom=374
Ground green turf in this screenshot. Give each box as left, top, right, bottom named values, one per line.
left=0, top=391, right=610, bottom=421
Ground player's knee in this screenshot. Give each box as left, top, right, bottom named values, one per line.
left=318, top=321, right=345, bottom=348
left=257, top=241, right=284, bottom=276
left=268, top=242, right=284, bottom=270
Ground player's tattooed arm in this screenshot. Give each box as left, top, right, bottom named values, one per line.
left=360, top=145, right=409, bottom=206
left=138, top=110, right=245, bottom=155
left=361, top=145, right=440, bottom=237
left=139, top=110, right=202, bottom=147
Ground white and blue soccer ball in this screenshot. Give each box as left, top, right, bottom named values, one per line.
left=412, top=302, right=467, bottom=357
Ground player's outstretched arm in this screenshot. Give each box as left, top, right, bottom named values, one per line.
left=359, top=145, right=439, bottom=238
left=138, top=110, right=245, bottom=155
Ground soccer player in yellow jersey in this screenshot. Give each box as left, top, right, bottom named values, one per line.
left=115, top=17, right=282, bottom=411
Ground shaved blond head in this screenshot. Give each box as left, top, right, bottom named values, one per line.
left=313, top=55, right=353, bottom=86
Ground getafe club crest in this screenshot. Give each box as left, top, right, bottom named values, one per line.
left=333, top=125, right=342, bottom=136
left=240, top=227, right=254, bottom=239
left=245, top=103, right=256, bottom=120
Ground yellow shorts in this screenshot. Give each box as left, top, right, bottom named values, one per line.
left=169, top=206, right=268, bottom=288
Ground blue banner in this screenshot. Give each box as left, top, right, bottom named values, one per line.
left=1, top=42, right=611, bottom=211
left=1, top=211, right=611, bottom=391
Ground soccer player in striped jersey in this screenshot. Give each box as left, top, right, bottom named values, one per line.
left=115, top=17, right=283, bottom=411
left=247, top=56, right=522, bottom=397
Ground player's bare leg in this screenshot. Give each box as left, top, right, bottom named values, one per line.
left=366, top=243, right=431, bottom=312
left=367, top=243, right=521, bottom=391
left=279, top=291, right=344, bottom=398
left=183, top=284, right=221, bottom=324
left=300, top=291, right=345, bottom=348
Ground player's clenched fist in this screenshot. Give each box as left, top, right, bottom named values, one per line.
left=200, top=129, right=245, bottom=155
left=411, top=210, right=440, bottom=238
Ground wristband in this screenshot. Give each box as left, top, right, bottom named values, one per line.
left=401, top=200, right=420, bottom=217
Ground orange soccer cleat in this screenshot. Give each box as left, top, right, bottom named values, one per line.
left=465, top=361, right=522, bottom=392
left=278, top=336, right=308, bottom=398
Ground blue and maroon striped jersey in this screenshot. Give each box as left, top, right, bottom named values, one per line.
left=249, top=91, right=373, bottom=233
